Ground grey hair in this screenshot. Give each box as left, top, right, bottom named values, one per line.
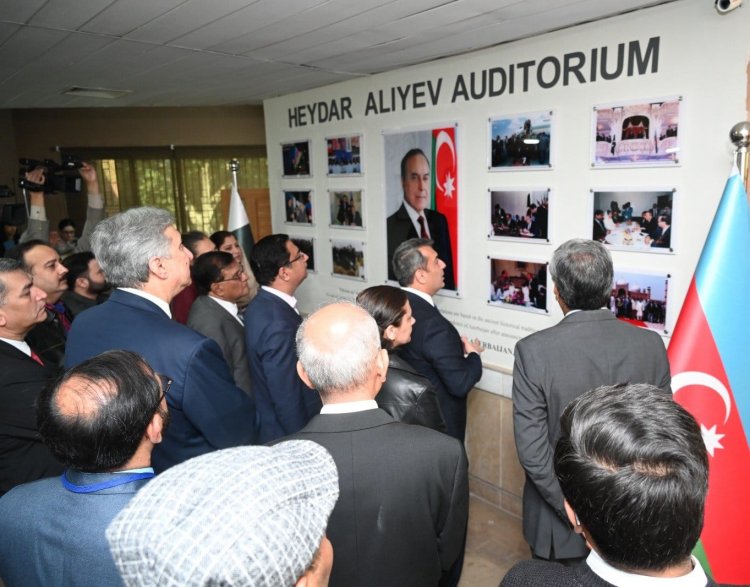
left=550, top=239, right=613, bottom=310
left=392, top=238, right=432, bottom=287
left=296, top=302, right=381, bottom=396
left=0, top=258, right=24, bottom=306
left=91, top=207, right=174, bottom=288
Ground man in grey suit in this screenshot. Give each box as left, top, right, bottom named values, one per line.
left=188, top=251, right=252, bottom=395
left=284, top=302, right=469, bottom=587
left=512, top=239, right=670, bottom=563
left=0, top=350, right=168, bottom=587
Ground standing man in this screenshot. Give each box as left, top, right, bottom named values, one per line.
left=387, top=149, right=456, bottom=290
left=512, top=239, right=670, bottom=564
left=393, top=238, right=483, bottom=441
left=245, top=234, right=321, bottom=443
left=65, top=207, right=257, bottom=472
left=61, top=252, right=108, bottom=318
left=0, top=258, right=63, bottom=496
left=287, top=302, right=468, bottom=587
left=592, top=209, right=607, bottom=242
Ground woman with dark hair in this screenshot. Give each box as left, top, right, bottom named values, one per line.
left=356, top=285, right=446, bottom=432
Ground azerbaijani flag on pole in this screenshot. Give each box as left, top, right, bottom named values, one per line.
left=668, top=166, right=750, bottom=584
left=430, top=126, right=458, bottom=279
left=228, top=181, right=255, bottom=260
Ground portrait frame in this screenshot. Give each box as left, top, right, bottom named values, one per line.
left=591, top=96, right=682, bottom=168
left=610, top=268, right=672, bottom=336
left=331, top=238, right=366, bottom=281
left=488, top=188, right=550, bottom=243
left=487, top=256, right=549, bottom=315
left=283, top=190, right=314, bottom=225
left=328, top=189, right=364, bottom=230
left=281, top=139, right=312, bottom=177
left=290, top=236, right=316, bottom=273
left=488, top=110, right=553, bottom=171
left=326, top=134, right=363, bottom=176
left=589, top=187, right=676, bottom=254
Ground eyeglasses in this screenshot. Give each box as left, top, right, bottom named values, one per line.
left=215, top=268, right=245, bottom=283
left=154, top=373, right=172, bottom=408
left=284, top=251, right=306, bottom=267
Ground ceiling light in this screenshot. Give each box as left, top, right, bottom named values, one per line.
left=62, top=86, right=132, bottom=99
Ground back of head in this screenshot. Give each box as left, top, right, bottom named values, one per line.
left=106, top=441, right=339, bottom=587
left=181, top=231, right=209, bottom=258
left=209, top=230, right=232, bottom=250
left=550, top=238, right=612, bottom=310
left=250, top=233, right=290, bottom=286
left=296, top=302, right=380, bottom=397
left=356, top=285, right=407, bottom=351
left=62, top=251, right=95, bottom=290
left=91, top=207, right=173, bottom=288
left=0, top=258, right=24, bottom=305
left=392, top=238, right=432, bottom=287
left=192, top=251, right=234, bottom=296
left=6, top=239, right=46, bottom=270
left=37, top=350, right=163, bottom=472
left=554, top=383, right=708, bottom=572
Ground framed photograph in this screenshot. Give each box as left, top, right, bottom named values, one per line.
left=329, top=189, right=364, bottom=229
left=610, top=269, right=671, bottom=335
left=590, top=188, right=675, bottom=253
left=489, top=188, right=550, bottom=242
left=290, top=236, right=316, bottom=273
left=281, top=140, right=311, bottom=177
left=326, top=135, right=362, bottom=176
left=487, top=257, right=548, bottom=314
left=383, top=123, right=459, bottom=293
left=331, top=239, right=365, bottom=280
left=592, top=96, right=681, bottom=167
left=283, top=190, right=313, bottom=225
left=489, top=110, right=553, bottom=170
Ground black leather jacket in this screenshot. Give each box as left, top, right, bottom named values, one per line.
left=377, top=353, right=447, bottom=432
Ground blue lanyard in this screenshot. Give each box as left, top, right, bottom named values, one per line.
left=61, top=470, right=155, bottom=494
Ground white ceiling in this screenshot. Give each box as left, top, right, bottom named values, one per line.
left=0, top=0, right=677, bottom=109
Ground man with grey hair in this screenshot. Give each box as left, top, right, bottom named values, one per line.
left=283, top=302, right=468, bottom=587
left=65, top=207, right=257, bottom=472
left=512, top=238, right=670, bottom=564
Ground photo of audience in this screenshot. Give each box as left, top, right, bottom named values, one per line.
left=490, top=111, right=552, bottom=169
left=331, top=239, right=365, bottom=279
left=290, top=237, right=316, bottom=272
left=329, top=190, right=364, bottom=228
left=284, top=190, right=313, bottom=224
left=281, top=140, right=311, bottom=177
left=327, top=135, right=362, bottom=175
left=490, top=189, right=549, bottom=241
left=488, top=258, right=548, bottom=314
left=610, top=269, right=669, bottom=334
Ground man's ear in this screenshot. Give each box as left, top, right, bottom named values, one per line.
left=564, top=500, right=582, bottom=534
left=297, top=360, right=315, bottom=390
left=147, top=256, right=167, bottom=280
left=376, top=348, right=389, bottom=382
left=145, top=410, right=165, bottom=445
left=209, top=280, right=223, bottom=298
left=75, top=276, right=89, bottom=290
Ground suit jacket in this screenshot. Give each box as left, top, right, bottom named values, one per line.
left=65, top=289, right=258, bottom=472
left=0, top=341, right=63, bottom=496
left=397, top=291, right=483, bottom=440
left=387, top=203, right=456, bottom=290
left=244, top=288, right=321, bottom=443
left=25, top=305, right=70, bottom=369
left=651, top=225, right=671, bottom=248
left=0, top=470, right=150, bottom=587
left=512, top=309, right=671, bottom=559
left=592, top=218, right=607, bottom=241
left=285, top=409, right=469, bottom=587
left=187, top=295, right=252, bottom=395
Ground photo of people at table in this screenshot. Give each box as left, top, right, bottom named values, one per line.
left=591, top=189, right=674, bottom=252
left=610, top=270, right=669, bottom=335
left=490, top=189, right=549, bottom=240
left=488, top=258, right=547, bottom=314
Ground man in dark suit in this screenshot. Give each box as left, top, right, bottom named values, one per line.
left=512, top=239, right=671, bottom=563
left=0, top=258, right=63, bottom=496
left=188, top=251, right=252, bottom=395
left=284, top=302, right=468, bottom=587
left=65, top=207, right=257, bottom=472
left=649, top=214, right=672, bottom=248
left=0, top=350, right=167, bottom=587
left=392, top=238, right=483, bottom=441
left=502, top=383, right=721, bottom=587
left=61, top=252, right=108, bottom=319
left=592, top=209, right=607, bottom=242
left=641, top=209, right=659, bottom=239
left=387, top=148, right=456, bottom=290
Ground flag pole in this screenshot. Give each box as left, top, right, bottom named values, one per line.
left=229, top=158, right=240, bottom=192
left=729, top=121, right=750, bottom=189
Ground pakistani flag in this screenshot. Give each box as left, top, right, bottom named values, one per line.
left=228, top=182, right=255, bottom=259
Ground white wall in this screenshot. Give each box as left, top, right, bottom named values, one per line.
left=264, top=0, right=750, bottom=394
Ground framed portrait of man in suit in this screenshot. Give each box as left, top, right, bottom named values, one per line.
left=383, top=123, right=460, bottom=294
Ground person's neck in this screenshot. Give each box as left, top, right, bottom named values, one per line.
left=46, top=292, right=63, bottom=305
left=407, top=283, right=434, bottom=297
left=116, top=443, right=153, bottom=471
left=269, top=280, right=297, bottom=297
left=140, top=282, right=174, bottom=304
left=73, top=287, right=97, bottom=301
left=0, top=327, right=29, bottom=341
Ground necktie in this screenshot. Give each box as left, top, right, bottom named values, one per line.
left=236, top=310, right=245, bottom=325
left=417, top=215, right=428, bottom=239
left=30, top=350, right=44, bottom=366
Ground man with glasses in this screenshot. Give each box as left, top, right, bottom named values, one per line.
left=0, top=350, right=168, bottom=587
left=188, top=251, right=252, bottom=395
left=245, top=234, right=322, bottom=443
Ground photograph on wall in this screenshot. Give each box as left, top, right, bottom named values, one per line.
left=590, top=188, right=675, bottom=253
left=383, top=123, right=459, bottom=293
left=281, top=140, right=311, bottom=177
left=488, top=257, right=548, bottom=314
left=610, top=269, right=670, bottom=335
left=592, top=97, right=681, bottom=167
left=326, top=135, right=362, bottom=176
left=290, top=236, right=316, bottom=273
left=284, top=190, right=313, bottom=224
left=488, top=110, right=552, bottom=170
left=331, top=239, right=365, bottom=280
left=489, top=188, right=550, bottom=242
left=329, top=189, right=364, bottom=229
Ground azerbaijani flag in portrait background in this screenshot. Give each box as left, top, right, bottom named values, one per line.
left=668, top=167, right=750, bottom=584
left=431, top=126, right=459, bottom=280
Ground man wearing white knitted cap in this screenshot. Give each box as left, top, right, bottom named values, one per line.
left=106, top=441, right=339, bottom=587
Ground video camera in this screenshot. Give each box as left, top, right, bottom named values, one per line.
left=18, top=154, right=85, bottom=194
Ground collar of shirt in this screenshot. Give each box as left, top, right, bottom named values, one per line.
left=320, top=400, right=378, bottom=414
left=0, top=337, right=30, bottom=356
left=119, top=287, right=172, bottom=318
left=261, top=285, right=298, bottom=312
left=401, top=286, right=434, bottom=307
left=113, top=467, right=154, bottom=475
left=586, top=550, right=708, bottom=587
left=403, top=200, right=431, bottom=238
left=208, top=295, right=242, bottom=324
